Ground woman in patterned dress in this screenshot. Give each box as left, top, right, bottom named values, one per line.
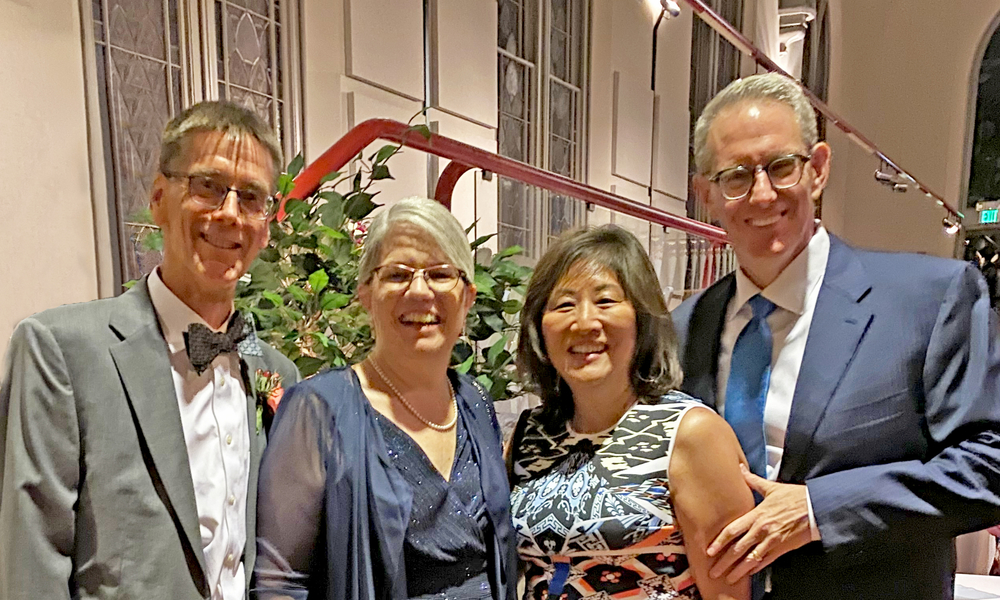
left=508, top=226, right=753, bottom=600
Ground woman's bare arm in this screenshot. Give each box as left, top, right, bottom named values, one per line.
left=668, top=407, right=754, bottom=600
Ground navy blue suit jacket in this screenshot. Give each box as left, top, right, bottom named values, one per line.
left=671, top=234, right=1000, bottom=600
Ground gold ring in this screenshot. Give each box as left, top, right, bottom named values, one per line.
left=748, top=549, right=763, bottom=562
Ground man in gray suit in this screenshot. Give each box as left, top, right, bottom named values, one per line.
left=0, top=101, right=300, bottom=599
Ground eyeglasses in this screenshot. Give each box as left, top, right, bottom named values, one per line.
left=371, top=264, right=467, bottom=293
left=164, top=172, right=274, bottom=221
left=709, top=154, right=811, bottom=200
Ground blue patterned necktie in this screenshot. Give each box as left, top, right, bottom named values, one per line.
left=725, top=294, right=777, bottom=479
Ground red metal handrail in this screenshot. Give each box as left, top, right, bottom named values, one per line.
left=279, top=118, right=729, bottom=245
left=679, top=0, right=964, bottom=221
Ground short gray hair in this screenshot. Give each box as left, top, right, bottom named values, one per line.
left=159, top=100, right=284, bottom=184
left=358, top=197, right=475, bottom=283
left=693, top=72, right=818, bottom=175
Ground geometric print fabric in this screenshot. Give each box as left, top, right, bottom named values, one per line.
left=510, top=393, right=706, bottom=599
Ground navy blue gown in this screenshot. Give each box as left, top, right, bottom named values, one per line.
left=376, top=409, right=492, bottom=599
left=253, top=367, right=516, bottom=600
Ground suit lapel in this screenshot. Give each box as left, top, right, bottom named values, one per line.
left=107, top=281, right=209, bottom=591
left=778, top=236, right=874, bottom=482
left=681, top=274, right=736, bottom=410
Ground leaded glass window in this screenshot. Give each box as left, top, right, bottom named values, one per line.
left=498, top=0, right=537, bottom=255
left=91, top=0, right=300, bottom=286
left=215, top=0, right=285, bottom=138
left=497, top=0, right=587, bottom=258
left=94, top=0, right=184, bottom=280
left=688, top=0, right=744, bottom=225
left=545, top=0, right=583, bottom=247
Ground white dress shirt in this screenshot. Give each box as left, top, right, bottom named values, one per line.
left=716, top=225, right=830, bottom=538
left=148, top=269, right=250, bottom=600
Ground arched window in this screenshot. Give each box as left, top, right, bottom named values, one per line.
left=687, top=0, right=744, bottom=225
left=968, top=26, right=1000, bottom=212
left=963, top=15, right=1000, bottom=308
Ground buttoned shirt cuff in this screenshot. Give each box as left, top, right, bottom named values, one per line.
left=805, top=485, right=822, bottom=541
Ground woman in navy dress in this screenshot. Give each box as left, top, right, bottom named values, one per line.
left=508, top=226, right=753, bottom=600
left=254, top=197, right=516, bottom=600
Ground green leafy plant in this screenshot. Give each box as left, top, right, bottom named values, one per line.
left=234, top=146, right=385, bottom=377
left=127, top=208, right=164, bottom=252
left=451, top=233, right=531, bottom=400
left=234, top=130, right=531, bottom=401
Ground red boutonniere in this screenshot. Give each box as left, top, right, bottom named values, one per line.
left=254, top=370, right=285, bottom=434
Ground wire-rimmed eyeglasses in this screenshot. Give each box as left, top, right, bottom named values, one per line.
left=371, top=263, right=468, bottom=293
left=709, top=154, right=812, bottom=200
left=164, top=172, right=274, bottom=221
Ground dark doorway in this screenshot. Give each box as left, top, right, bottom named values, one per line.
left=965, top=18, right=1000, bottom=308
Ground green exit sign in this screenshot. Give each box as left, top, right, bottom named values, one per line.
left=982, top=208, right=999, bottom=224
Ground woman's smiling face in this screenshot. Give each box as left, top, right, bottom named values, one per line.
left=540, top=261, right=637, bottom=395
left=358, top=222, right=475, bottom=359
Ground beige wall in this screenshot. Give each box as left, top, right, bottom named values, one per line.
left=300, top=0, right=500, bottom=250
left=823, top=0, right=1000, bottom=256
left=0, top=0, right=99, bottom=360
left=593, top=0, right=1000, bottom=261
left=589, top=0, right=692, bottom=280
left=299, top=0, right=696, bottom=260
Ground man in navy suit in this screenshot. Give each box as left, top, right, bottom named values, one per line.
left=671, top=72, right=1000, bottom=599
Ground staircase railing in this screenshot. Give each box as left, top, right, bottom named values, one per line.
left=679, top=0, right=963, bottom=225
left=279, top=118, right=733, bottom=293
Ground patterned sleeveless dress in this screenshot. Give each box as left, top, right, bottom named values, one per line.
left=509, top=393, right=705, bottom=600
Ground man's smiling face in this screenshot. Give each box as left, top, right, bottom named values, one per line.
left=151, top=129, right=274, bottom=305
left=699, top=100, right=830, bottom=287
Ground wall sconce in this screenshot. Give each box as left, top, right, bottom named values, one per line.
left=874, top=162, right=913, bottom=193
left=661, top=0, right=681, bottom=18
left=942, top=217, right=961, bottom=236
left=649, top=0, right=680, bottom=19
left=874, top=169, right=895, bottom=184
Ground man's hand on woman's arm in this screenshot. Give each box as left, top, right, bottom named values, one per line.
left=669, top=407, right=754, bottom=600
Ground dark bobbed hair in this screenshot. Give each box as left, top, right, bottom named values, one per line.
left=516, top=225, right=683, bottom=429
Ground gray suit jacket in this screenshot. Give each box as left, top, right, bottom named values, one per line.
left=0, top=278, right=300, bottom=600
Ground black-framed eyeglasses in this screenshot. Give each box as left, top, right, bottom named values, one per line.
left=164, top=172, right=274, bottom=221
left=371, top=263, right=468, bottom=293
left=709, top=153, right=812, bottom=200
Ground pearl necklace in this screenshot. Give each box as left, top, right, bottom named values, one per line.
left=368, top=357, right=457, bottom=431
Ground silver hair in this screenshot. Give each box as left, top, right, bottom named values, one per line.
left=693, top=72, right=818, bottom=175
left=159, top=101, right=284, bottom=183
left=358, top=197, right=475, bottom=284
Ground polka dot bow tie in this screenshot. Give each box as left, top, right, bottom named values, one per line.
left=183, top=312, right=251, bottom=375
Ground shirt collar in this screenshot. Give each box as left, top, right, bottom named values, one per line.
left=147, top=267, right=232, bottom=352
left=731, top=223, right=830, bottom=319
